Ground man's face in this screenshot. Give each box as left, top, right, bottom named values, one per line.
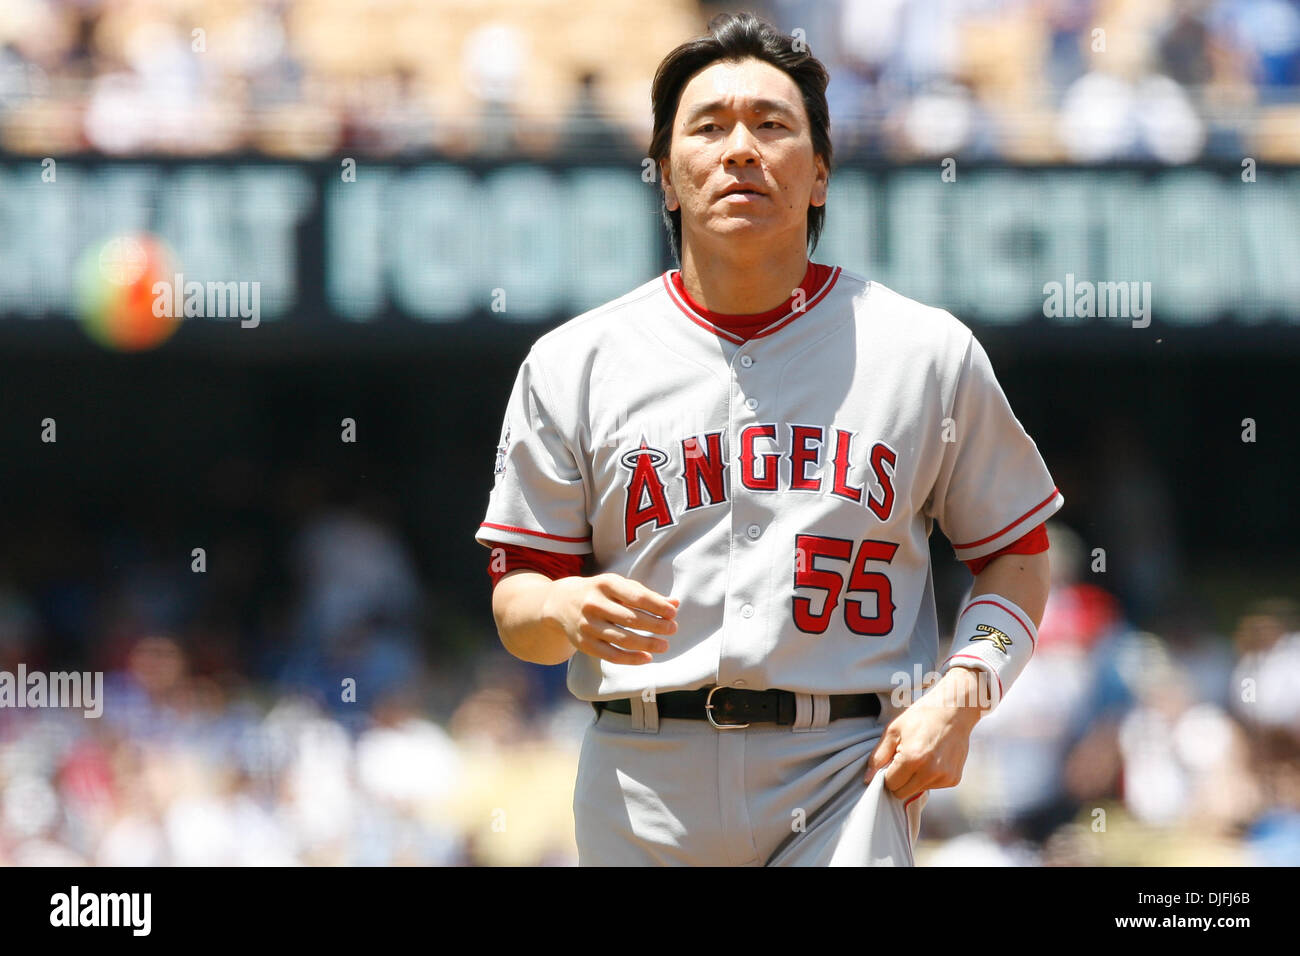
left=661, top=56, right=828, bottom=253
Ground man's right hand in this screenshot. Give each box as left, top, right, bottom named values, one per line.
left=541, top=573, right=679, bottom=665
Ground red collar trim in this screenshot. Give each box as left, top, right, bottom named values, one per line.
left=663, top=262, right=841, bottom=344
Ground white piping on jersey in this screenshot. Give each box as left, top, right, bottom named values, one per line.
left=660, top=265, right=843, bottom=344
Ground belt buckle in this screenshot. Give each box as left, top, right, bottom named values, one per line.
left=705, top=685, right=749, bottom=730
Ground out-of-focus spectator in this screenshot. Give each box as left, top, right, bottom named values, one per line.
left=1114, top=635, right=1254, bottom=830
left=1212, top=0, right=1300, bottom=94
left=460, top=21, right=527, bottom=156
left=1087, top=417, right=1180, bottom=626
left=1229, top=597, right=1300, bottom=743
left=276, top=495, right=425, bottom=721
left=558, top=72, right=633, bottom=157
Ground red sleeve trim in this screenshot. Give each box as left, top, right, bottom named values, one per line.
left=479, top=521, right=591, bottom=543
left=488, top=543, right=585, bottom=588
left=952, top=489, right=1059, bottom=549
left=961, top=522, right=1049, bottom=576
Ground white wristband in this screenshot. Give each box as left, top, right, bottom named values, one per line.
left=939, top=593, right=1038, bottom=712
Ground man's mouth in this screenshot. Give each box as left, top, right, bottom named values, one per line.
left=719, top=184, right=767, bottom=201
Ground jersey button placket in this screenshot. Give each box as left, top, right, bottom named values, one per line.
left=723, top=352, right=759, bottom=690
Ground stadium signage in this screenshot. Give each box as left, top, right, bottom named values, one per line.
left=0, top=161, right=1296, bottom=335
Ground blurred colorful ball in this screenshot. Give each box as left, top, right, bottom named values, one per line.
left=76, top=234, right=180, bottom=351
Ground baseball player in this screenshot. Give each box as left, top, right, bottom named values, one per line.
left=475, top=12, right=1060, bottom=866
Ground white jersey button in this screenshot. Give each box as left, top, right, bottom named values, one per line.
left=746, top=524, right=761, bottom=539
left=739, top=355, right=753, bottom=368
left=744, top=397, right=759, bottom=411
left=740, top=604, right=755, bottom=618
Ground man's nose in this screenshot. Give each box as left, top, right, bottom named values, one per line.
left=721, top=124, right=759, bottom=164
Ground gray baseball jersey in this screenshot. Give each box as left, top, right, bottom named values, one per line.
left=475, top=266, right=1063, bottom=701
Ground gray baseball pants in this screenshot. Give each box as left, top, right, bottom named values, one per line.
left=572, top=692, right=928, bottom=866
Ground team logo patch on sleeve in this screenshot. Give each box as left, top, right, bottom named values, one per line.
left=968, top=623, right=1012, bottom=654
left=494, top=424, right=510, bottom=477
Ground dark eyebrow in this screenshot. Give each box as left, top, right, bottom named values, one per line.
left=682, top=97, right=799, bottom=126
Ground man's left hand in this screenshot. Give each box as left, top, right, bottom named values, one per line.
left=863, top=666, right=989, bottom=803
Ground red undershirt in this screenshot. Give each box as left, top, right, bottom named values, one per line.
left=670, top=260, right=835, bottom=341
left=487, top=259, right=1049, bottom=586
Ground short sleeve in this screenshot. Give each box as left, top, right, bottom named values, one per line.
left=474, top=348, right=593, bottom=555
left=926, top=332, right=1064, bottom=563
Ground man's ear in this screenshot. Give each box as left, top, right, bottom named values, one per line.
left=660, top=159, right=679, bottom=212
left=810, top=153, right=829, bottom=208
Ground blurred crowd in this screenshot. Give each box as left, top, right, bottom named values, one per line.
left=0, top=479, right=589, bottom=866
left=0, top=506, right=1297, bottom=865
left=920, top=524, right=1300, bottom=866
left=1, top=0, right=1299, bottom=161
